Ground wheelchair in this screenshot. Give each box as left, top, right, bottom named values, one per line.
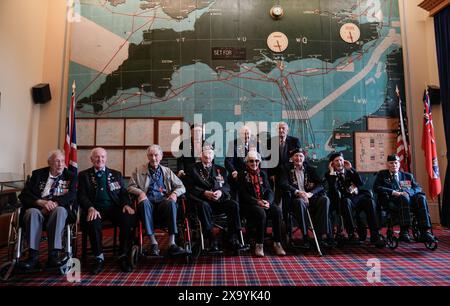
left=186, top=196, right=250, bottom=257
left=280, top=191, right=323, bottom=256
left=330, top=189, right=387, bottom=248
left=377, top=192, right=438, bottom=251
left=128, top=195, right=195, bottom=266
left=0, top=204, right=79, bottom=281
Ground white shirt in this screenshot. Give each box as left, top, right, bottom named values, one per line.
left=41, top=173, right=61, bottom=198
left=295, top=166, right=305, bottom=193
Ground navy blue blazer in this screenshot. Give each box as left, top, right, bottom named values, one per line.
left=237, top=169, right=274, bottom=207
left=77, top=167, right=130, bottom=210
left=19, top=167, right=77, bottom=211
left=279, top=162, right=325, bottom=198
left=373, top=169, right=423, bottom=197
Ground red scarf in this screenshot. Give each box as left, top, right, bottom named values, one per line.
left=247, top=166, right=262, bottom=199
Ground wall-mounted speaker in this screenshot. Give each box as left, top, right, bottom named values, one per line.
left=32, top=83, right=51, bottom=104
left=428, top=85, right=441, bottom=105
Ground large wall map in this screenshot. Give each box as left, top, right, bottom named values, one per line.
left=69, top=0, right=407, bottom=179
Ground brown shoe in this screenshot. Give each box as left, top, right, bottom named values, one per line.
left=273, top=242, right=286, bottom=256
left=255, top=244, right=264, bottom=257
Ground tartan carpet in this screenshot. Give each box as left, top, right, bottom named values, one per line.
left=1, top=228, right=449, bottom=286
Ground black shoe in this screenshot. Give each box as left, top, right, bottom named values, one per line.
left=46, top=255, right=63, bottom=268
left=118, top=256, right=132, bottom=273
left=420, top=231, right=435, bottom=243
left=399, top=231, right=413, bottom=243
left=19, top=256, right=40, bottom=271
left=320, top=237, right=337, bottom=249
left=207, top=240, right=222, bottom=254
left=167, top=244, right=187, bottom=257
left=90, top=258, right=104, bottom=275
left=148, top=244, right=160, bottom=256
left=370, top=234, right=385, bottom=248
left=347, top=233, right=362, bottom=245
left=358, top=229, right=367, bottom=242
left=230, top=240, right=249, bottom=252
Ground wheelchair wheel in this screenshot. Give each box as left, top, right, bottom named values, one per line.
left=385, top=232, right=398, bottom=250
left=425, top=240, right=438, bottom=251
left=130, top=245, right=140, bottom=268
left=0, top=262, right=15, bottom=282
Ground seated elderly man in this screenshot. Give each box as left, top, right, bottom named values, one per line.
left=18, top=149, right=77, bottom=270
left=128, top=144, right=187, bottom=257
left=373, top=154, right=436, bottom=243
left=279, top=149, right=335, bottom=248
left=186, top=145, right=246, bottom=253
left=78, top=147, right=136, bottom=274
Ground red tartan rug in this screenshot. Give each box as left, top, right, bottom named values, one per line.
left=1, top=228, right=449, bottom=286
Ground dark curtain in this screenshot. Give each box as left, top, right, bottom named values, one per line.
left=434, top=6, right=450, bottom=227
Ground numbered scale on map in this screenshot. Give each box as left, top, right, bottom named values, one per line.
left=340, top=23, right=361, bottom=44
left=267, top=31, right=289, bottom=53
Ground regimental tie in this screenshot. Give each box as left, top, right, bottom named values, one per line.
left=47, top=175, right=61, bottom=198
left=391, top=173, right=401, bottom=190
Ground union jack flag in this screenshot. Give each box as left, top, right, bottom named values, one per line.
left=64, top=81, right=78, bottom=174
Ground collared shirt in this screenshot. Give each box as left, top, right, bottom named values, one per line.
left=294, top=166, right=305, bottom=192
left=147, top=166, right=166, bottom=203
left=41, top=172, right=61, bottom=198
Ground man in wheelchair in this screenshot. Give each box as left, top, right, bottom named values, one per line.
left=326, top=152, right=385, bottom=247
left=185, top=145, right=247, bottom=254
left=279, top=149, right=335, bottom=249
left=128, top=144, right=188, bottom=257
left=18, top=150, right=77, bottom=270
left=373, top=154, right=435, bottom=243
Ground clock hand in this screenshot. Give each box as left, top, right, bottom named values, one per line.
left=276, top=40, right=282, bottom=51
left=349, top=31, right=353, bottom=43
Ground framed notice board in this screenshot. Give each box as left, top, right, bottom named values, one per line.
left=354, top=131, right=397, bottom=173
left=76, top=117, right=183, bottom=177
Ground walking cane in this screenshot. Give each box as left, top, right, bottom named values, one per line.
left=306, top=206, right=323, bottom=256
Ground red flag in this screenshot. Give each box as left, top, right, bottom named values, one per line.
left=395, top=86, right=411, bottom=172
left=422, top=89, right=441, bottom=198
left=64, top=81, right=78, bottom=173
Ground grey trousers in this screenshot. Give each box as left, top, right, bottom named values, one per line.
left=23, top=207, right=68, bottom=251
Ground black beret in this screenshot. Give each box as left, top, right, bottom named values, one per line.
left=329, top=152, right=344, bottom=162
left=387, top=154, right=400, bottom=162
left=289, top=148, right=305, bottom=157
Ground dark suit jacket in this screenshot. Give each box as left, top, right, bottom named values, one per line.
left=19, top=167, right=77, bottom=211
left=237, top=169, right=274, bottom=207
left=177, top=140, right=211, bottom=173
left=279, top=162, right=325, bottom=198
left=77, top=167, right=130, bottom=210
left=373, top=170, right=423, bottom=198
left=268, top=135, right=301, bottom=177
left=225, top=138, right=259, bottom=175
left=325, top=167, right=364, bottom=200
left=185, top=163, right=231, bottom=202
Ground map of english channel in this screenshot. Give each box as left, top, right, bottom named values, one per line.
left=70, top=0, right=406, bottom=168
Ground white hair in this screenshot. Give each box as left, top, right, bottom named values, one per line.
left=278, top=121, right=289, bottom=129
left=147, top=144, right=163, bottom=156
left=245, top=150, right=262, bottom=162
left=47, top=149, right=65, bottom=163
left=90, top=147, right=107, bottom=158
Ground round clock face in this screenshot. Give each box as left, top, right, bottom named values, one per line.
left=270, top=5, right=284, bottom=18
left=340, top=23, right=361, bottom=43
left=267, top=32, right=289, bottom=53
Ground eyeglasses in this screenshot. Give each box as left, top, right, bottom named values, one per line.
left=248, top=159, right=260, bottom=163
